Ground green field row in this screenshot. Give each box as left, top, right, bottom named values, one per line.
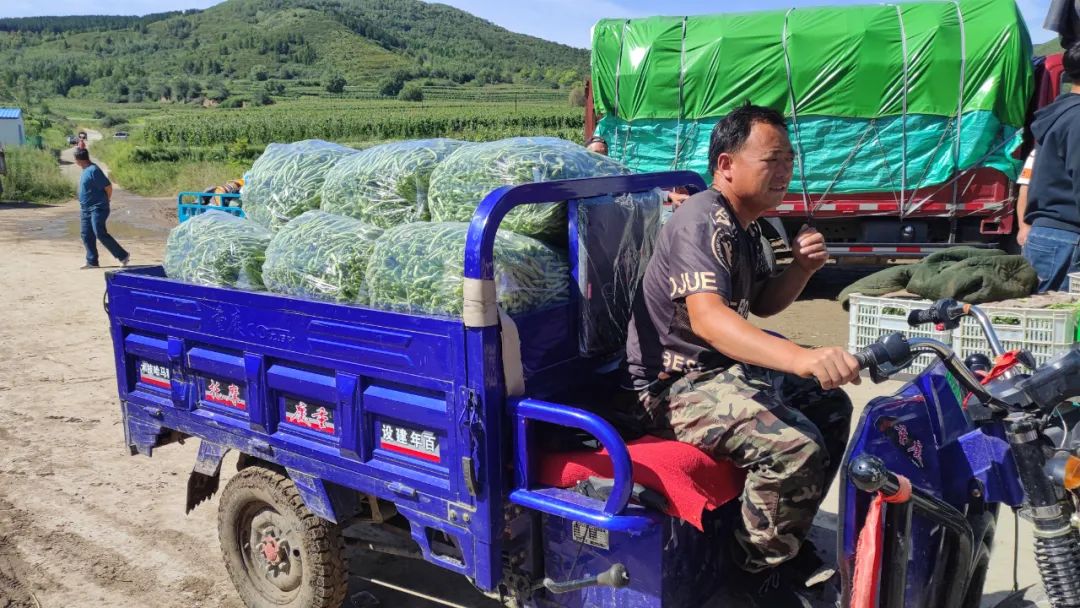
left=141, top=100, right=585, bottom=146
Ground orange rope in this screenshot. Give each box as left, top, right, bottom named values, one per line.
left=884, top=474, right=912, bottom=504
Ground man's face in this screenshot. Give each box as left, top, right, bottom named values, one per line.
left=586, top=142, right=608, bottom=156
left=716, top=122, right=794, bottom=210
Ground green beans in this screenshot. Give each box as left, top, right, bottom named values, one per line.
left=242, top=139, right=361, bottom=232
left=321, top=139, right=466, bottom=229
left=427, top=137, right=630, bottom=241
left=261, top=211, right=384, bottom=304
left=163, top=210, right=272, bottom=290
left=364, top=222, right=569, bottom=317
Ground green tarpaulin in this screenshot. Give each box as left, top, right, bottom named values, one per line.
left=591, top=0, right=1032, bottom=194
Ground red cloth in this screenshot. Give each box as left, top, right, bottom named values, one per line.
left=851, top=493, right=887, bottom=608
left=536, top=435, right=746, bottom=531
left=1040, top=53, right=1065, bottom=109
left=964, top=349, right=1023, bottom=408
left=851, top=476, right=913, bottom=608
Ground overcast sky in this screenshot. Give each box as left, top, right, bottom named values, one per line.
left=0, top=0, right=1058, bottom=46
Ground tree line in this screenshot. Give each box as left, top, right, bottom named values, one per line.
left=0, top=0, right=589, bottom=103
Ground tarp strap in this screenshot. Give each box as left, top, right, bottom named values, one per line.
left=951, top=0, right=969, bottom=216
left=781, top=8, right=812, bottom=216
left=867, top=120, right=904, bottom=206
left=813, top=121, right=874, bottom=213
left=673, top=16, right=689, bottom=170
left=905, top=134, right=1014, bottom=215
left=612, top=19, right=630, bottom=157
left=908, top=116, right=958, bottom=196
left=895, top=4, right=911, bottom=220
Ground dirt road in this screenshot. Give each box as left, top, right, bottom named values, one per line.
left=0, top=151, right=1042, bottom=607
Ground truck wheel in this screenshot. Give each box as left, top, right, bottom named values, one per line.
left=218, top=466, right=347, bottom=608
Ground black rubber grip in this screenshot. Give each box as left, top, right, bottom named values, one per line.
left=908, top=308, right=937, bottom=326
left=854, top=350, right=875, bottom=370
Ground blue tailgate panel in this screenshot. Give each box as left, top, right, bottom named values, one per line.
left=107, top=267, right=487, bottom=577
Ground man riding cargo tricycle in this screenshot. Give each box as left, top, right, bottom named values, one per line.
left=106, top=165, right=1080, bottom=607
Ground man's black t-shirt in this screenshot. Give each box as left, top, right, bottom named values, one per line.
left=625, top=188, right=772, bottom=383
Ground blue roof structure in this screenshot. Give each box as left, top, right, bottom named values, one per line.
left=0, top=108, right=23, bottom=119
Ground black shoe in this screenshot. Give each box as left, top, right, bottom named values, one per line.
left=732, top=568, right=813, bottom=608
left=783, top=541, right=837, bottom=588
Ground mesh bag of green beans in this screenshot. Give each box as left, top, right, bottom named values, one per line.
left=262, top=211, right=384, bottom=303
left=242, top=139, right=360, bottom=231
left=364, top=222, right=569, bottom=317
left=321, top=138, right=465, bottom=229
left=427, top=137, right=629, bottom=240
left=163, top=210, right=272, bottom=290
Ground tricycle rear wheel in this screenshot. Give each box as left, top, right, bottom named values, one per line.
left=218, top=466, right=347, bottom=608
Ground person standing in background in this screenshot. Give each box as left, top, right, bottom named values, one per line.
left=1024, top=43, right=1080, bottom=291
left=74, top=148, right=129, bottom=269
left=0, top=143, right=6, bottom=200
left=586, top=135, right=690, bottom=207
left=1015, top=150, right=1036, bottom=247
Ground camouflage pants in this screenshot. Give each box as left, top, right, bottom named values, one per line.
left=638, top=364, right=852, bottom=572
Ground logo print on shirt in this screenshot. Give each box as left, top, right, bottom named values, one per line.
left=668, top=272, right=717, bottom=297
left=663, top=350, right=698, bottom=372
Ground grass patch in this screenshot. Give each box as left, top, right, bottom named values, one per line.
left=0, top=146, right=73, bottom=203
left=93, top=139, right=246, bottom=197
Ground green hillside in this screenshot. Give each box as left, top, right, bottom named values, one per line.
left=0, top=0, right=589, bottom=103
left=1035, top=38, right=1064, bottom=56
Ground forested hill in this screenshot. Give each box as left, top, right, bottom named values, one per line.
left=0, top=0, right=589, bottom=102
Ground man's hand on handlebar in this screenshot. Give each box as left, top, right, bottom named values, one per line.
left=795, top=347, right=862, bottom=390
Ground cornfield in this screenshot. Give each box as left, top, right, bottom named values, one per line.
left=143, top=100, right=584, bottom=146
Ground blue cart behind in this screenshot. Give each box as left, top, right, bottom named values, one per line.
left=177, top=190, right=243, bottom=223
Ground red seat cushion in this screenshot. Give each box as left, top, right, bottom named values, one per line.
left=536, top=434, right=746, bottom=531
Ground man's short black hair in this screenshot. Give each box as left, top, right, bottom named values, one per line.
left=74, top=148, right=89, bottom=161
left=586, top=135, right=607, bottom=145
left=1065, top=42, right=1080, bottom=82
left=707, top=103, right=787, bottom=174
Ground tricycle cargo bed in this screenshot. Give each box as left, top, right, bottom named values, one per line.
left=108, top=265, right=531, bottom=582
left=107, top=264, right=580, bottom=497
left=107, top=172, right=709, bottom=593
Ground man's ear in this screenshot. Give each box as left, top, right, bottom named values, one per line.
left=715, top=152, right=733, bottom=181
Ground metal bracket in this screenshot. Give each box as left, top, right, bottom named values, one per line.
left=462, top=457, right=478, bottom=498
left=461, top=389, right=483, bottom=497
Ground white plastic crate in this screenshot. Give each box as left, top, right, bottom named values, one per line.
left=848, top=294, right=954, bottom=371
left=955, top=299, right=1078, bottom=366
left=1070, top=272, right=1080, bottom=295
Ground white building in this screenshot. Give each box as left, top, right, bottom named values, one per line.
left=0, top=108, right=25, bottom=147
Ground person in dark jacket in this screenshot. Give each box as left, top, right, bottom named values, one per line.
left=1025, top=42, right=1080, bottom=292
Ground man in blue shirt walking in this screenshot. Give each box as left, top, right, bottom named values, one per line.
left=75, top=148, right=129, bottom=269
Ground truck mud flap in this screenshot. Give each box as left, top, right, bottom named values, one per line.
left=186, top=440, right=229, bottom=513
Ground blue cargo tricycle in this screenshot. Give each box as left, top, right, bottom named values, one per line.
left=106, top=173, right=1080, bottom=607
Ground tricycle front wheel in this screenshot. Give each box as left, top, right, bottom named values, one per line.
left=218, top=466, right=347, bottom=608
